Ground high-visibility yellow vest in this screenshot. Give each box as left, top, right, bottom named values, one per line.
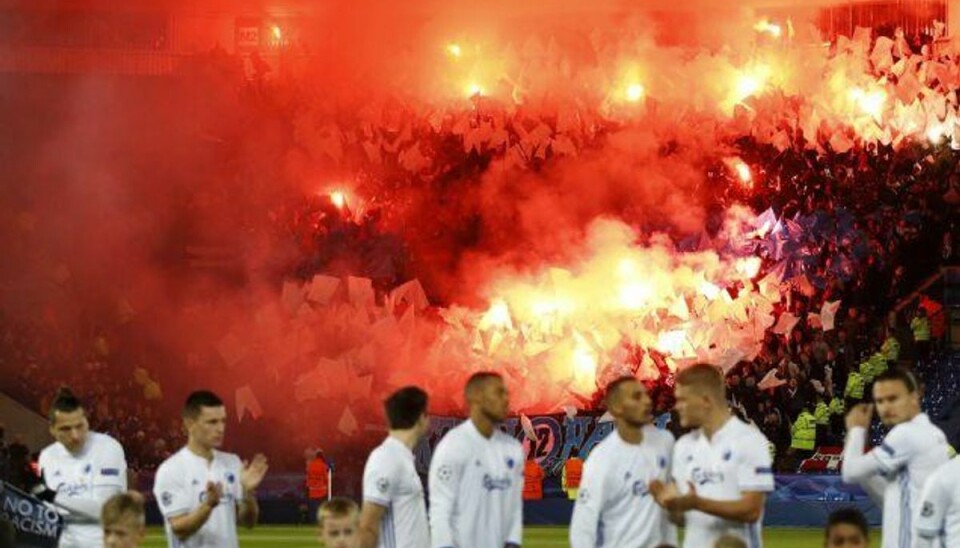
left=791, top=411, right=817, bottom=451
left=814, top=402, right=830, bottom=425
left=845, top=372, right=865, bottom=400
left=881, top=336, right=900, bottom=362
left=829, top=396, right=845, bottom=416
left=911, top=317, right=931, bottom=342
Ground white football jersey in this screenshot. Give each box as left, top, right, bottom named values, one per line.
left=570, top=425, right=677, bottom=547
left=914, top=457, right=960, bottom=548
left=428, top=419, right=523, bottom=548
left=843, top=413, right=950, bottom=548
left=38, top=431, right=127, bottom=548
left=362, top=436, right=430, bottom=548
left=672, top=417, right=774, bottom=548
left=153, top=447, right=245, bottom=548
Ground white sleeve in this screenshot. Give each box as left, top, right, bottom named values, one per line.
left=569, top=455, right=603, bottom=548
left=871, top=424, right=917, bottom=474
left=506, top=443, right=523, bottom=546
left=842, top=427, right=888, bottom=483
left=738, top=434, right=774, bottom=493
left=913, top=468, right=952, bottom=548
left=153, top=462, right=193, bottom=519
left=428, top=437, right=463, bottom=548
left=362, top=450, right=395, bottom=508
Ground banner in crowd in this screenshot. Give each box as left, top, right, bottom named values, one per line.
left=799, top=446, right=844, bottom=473
left=0, top=481, right=63, bottom=548
left=415, top=413, right=628, bottom=476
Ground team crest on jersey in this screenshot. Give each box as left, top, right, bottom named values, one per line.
left=226, top=473, right=236, bottom=484
left=722, top=449, right=733, bottom=461
left=631, top=480, right=650, bottom=497
left=922, top=502, right=935, bottom=518
left=161, top=492, right=173, bottom=507
left=505, top=458, right=515, bottom=469
left=377, top=477, right=390, bottom=494
left=624, top=471, right=632, bottom=481
left=83, top=464, right=92, bottom=474
left=658, top=456, right=667, bottom=469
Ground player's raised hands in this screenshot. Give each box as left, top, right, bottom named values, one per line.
left=241, top=453, right=269, bottom=493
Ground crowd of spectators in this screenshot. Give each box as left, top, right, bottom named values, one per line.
left=1, top=29, right=959, bottom=486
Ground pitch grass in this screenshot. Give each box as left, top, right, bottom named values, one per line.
left=142, top=525, right=882, bottom=547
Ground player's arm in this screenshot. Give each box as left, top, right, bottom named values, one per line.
left=686, top=489, right=767, bottom=523
left=155, top=463, right=218, bottom=541
left=358, top=451, right=393, bottom=548
left=569, top=458, right=603, bottom=548
left=842, top=404, right=907, bottom=483
left=913, top=467, right=951, bottom=548
left=505, top=445, right=524, bottom=548
left=357, top=502, right=387, bottom=548
left=428, top=440, right=463, bottom=548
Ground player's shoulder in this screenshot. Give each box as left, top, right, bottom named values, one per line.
left=89, top=432, right=124, bottom=453
left=157, top=447, right=194, bottom=472
left=675, top=429, right=700, bottom=450
left=494, top=427, right=521, bottom=449
left=730, top=418, right=768, bottom=444
left=931, top=457, right=960, bottom=481
left=366, top=441, right=400, bottom=469
left=214, top=449, right=242, bottom=468
left=586, top=432, right=617, bottom=461
left=643, top=424, right=675, bottom=447
left=38, top=441, right=62, bottom=463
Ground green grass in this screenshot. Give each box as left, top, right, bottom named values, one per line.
left=141, top=525, right=882, bottom=547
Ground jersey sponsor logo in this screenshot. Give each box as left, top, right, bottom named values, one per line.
left=55, top=482, right=89, bottom=497
left=100, top=468, right=120, bottom=476
left=921, top=502, right=935, bottom=518
left=658, top=456, right=667, bottom=469
left=481, top=474, right=512, bottom=491
left=690, top=467, right=725, bottom=486
left=631, top=480, right=650, bottom=497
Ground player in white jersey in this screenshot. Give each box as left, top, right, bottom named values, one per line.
left=570, top=376, right=676, bottom=547
left=651, top=364, right=774, bottom=548
left=35, top=388, right=128, bottom=548
left=914, top=457, right=960, bottom=548
left=358, top=386, right=431, bottom=548
left=153, top=390, right=268, bottom=548
left=842, top=368, right=951, bottom=548
left=428, top=371, right=523, bottom=548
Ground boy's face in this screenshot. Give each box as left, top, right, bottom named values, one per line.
left=319, top=514, right=357, bottom=548
left=103, top=517, right=145, bottom=548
